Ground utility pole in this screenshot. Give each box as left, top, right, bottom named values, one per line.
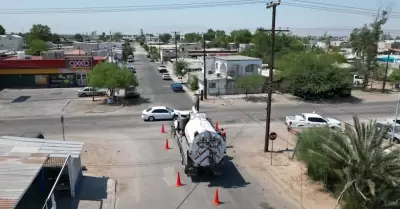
left=203, top=34, right=208, bottom=100
left=173, top=31, right=179, bottom=63
left=382, top=52, right=391, bottom=93
left=158, top=33, right=162, bottom=64
left=264, top=0, right=287, bottom=152
left=110, top=31, right=113, bottom=63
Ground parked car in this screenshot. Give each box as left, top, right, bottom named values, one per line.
left=127, top=58, right=134, bottom=62
left=285, top=112, right=342, bottom=129
left=141, top=106, right=188, bottom=121
left=124, top=86, right=140, bottom=99
left=162, top=73, right=171, bottom=80
left=77, top=87, right=107, bottom=97
left=376, top=121, right=400, bottom=143
left=158, top=65, right=168, bottom=73
left=171, top=82, right=184, bottom=92
left=353, top=74, right=363, bottom=85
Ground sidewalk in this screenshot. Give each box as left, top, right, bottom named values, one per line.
left=229, top=121, right=338, bottom=209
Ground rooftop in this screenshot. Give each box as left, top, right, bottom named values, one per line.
left=0, top=153, right=49, bottom=209
left=3, top=55, right=107, bottom=61
left=0, top=135, right=84, bottom=158
left=216, top=55, right=261, bottom=61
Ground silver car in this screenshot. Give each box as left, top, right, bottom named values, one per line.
left=162, top=73, right=171, bottom=80
left=141, top=106, right=178, bottom=121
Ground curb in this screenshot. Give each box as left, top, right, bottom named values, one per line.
left=102, top=179, right=117, bottom=209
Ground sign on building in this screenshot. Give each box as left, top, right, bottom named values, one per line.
left=65, top=56, right=93, bottom=69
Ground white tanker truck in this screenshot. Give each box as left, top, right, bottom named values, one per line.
left=172, top=108, right=226, bottom=178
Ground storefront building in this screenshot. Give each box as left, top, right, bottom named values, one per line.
left=0, top=56, right=107, bottom=89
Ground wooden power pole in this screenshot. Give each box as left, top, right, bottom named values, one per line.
left=264, top=0, right=289, bottom=152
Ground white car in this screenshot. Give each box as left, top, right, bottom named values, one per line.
left=162, top=73, right=171, bottom=80
left=285, top=112, right=342, bottom=129
left=127, top=58, right=134, bottom=62
left=158, top=65, right=168, bottom=73
left=142, top=106, right=181, bottom=121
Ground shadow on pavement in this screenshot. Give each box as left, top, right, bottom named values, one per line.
left=124, top=97, right=151, bottom=106
left=192, top=156, right=250, bottom=189
left=56, top=175, right=108, bottom=209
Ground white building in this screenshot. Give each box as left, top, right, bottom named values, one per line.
left=0, top=35, right=24, bottom=51
left=196, top=55, right=262, bottom=95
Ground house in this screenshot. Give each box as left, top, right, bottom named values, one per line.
left=195, top=55, right=262, bottom=95
left=0, top=35, right=24, bottom=51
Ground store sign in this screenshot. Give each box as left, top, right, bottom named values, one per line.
left=68, top=60, right=91, bottom=68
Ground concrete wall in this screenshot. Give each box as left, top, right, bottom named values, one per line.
left=0, top=35, right=24, bottom=51
left=68, top=156, right=83, bottom=198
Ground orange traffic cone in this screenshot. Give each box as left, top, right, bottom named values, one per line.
left=215, top=121, right=219, bottom=130
left=161, top=124, right=166, bottom=133
left=176, top=172, right=182, bottom=187
left=213, top=188, right=220, bottom=205
left=164, top=138, right=169, bottom=150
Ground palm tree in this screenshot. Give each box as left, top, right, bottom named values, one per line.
left=298, top=116, right=400, bottom=208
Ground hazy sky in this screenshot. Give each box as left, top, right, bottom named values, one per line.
left=0, top=0, right=399, bottom=36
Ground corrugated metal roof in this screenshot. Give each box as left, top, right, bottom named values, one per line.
left=0, top=153, right=48, bottom=209
left=0, top=136, right=84, bottom=158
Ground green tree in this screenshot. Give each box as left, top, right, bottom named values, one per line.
left=112, top=32, right=123, bottom=41
left=149, top=46, right=159, bottom=61
left=241, top=29, right=304, bottom=64
left=277, top=51, right=351, bottom=95
left=235, top=74, right=264, bottom=98
left=173, top=59, right=189, bottom=78
left=0, top=25, right=5, bottom=35
left=74, top=33, right=84, bottom=42
left=189, top=75, right=199, bottom=91
left=99, top=32, right=108, bottom=41
left=88, top=62, right=138, bottom=98
left=388, top=69, right=400, bottom=85
left=122, top=41, right=133, bottom=61
left=159, top=33, right=172, bottom=43
left=26, top=39, right=48, bottom=55
left=296, top=116, right=400, bottom=208
left=204, top=29, right=216, bottom=41
left=349, top=10, right=388, bottom=90
left=26, top=24, right=53, bottom=44
left=230, top=29, right=253, bottom=46
left=184, top=33, right=202, bottom=42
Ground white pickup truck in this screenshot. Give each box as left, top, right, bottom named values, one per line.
left=285, top=112, right=342, bottom=129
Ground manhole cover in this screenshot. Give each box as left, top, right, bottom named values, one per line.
left=11, top=96, right=30, bottom=103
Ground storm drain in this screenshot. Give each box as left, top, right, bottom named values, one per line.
left=11, top=96, right=30, bottom=103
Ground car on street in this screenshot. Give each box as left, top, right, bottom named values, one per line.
left=285, top=112, right=342, bottom=129
left=141, top=106, right=189, bottom=121
left=127, top=55, right=134, bottom=62
left=124, top=86, right=140, bottom=99
left=171, top=82, right=184, bottom=92
left=376, top=121, right=400, bottom=143
left=77, top=87, right=107, bottom=97
left=158, top=65, right=168, bottom=73
left=161, top=73, right=171, bottom=80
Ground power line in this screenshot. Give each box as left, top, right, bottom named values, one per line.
left=0, top=0, right=398, bottom=17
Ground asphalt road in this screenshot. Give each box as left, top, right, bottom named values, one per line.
left=133, top=45, right=195, bottom=110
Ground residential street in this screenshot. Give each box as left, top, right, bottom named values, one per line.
left=0, top=45, right=397, bottom=209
